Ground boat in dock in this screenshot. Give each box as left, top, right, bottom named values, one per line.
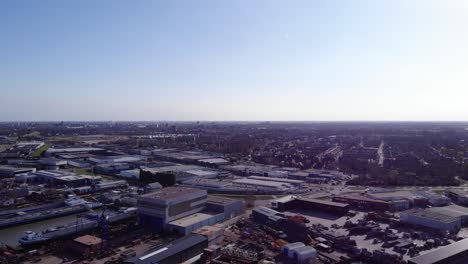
left=0, top=197, right=103, bottom=228
left=18, top=207, right=138, bottom=246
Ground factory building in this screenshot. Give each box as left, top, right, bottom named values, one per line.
left=192, top=224, right=225, bottom=246
left=252, top=206, right=284, bottom=225
left=307, top=171, right=337, bottom=181
left=125, top=234, right=208, bottom=264
left=415, top=191, right=450, bottom=207
left=137, top=188, right=243, bottom=233
left=288, top=197, right=349, bottom=215
left=181, top=178, right=232, bottom=191
left=427, top=205, right=468, bottom=224
left=160, top=196, right=242, bottom=235
left=232, top=178, right=295, bottom=193
left=446, top=189, right=468, bottom=205
left=95, top=180, right=128, bottom=191
left=247, top=176, right=304, bottom=187
left=408, top=238, right=468, bottom=264
left=206, top=196, right=244, bottom=219
left=140, top=164, right=213, bottom=183
left=0, top=166, right=36, bottom=178
left=271, top=195, right=296, bottom=211
left=281, top=242, right=318, bottom=264
left=220, top=164, right=278, bottom=176
left=288, top=170, right=337, bottom=183
left=15, top=170, right=101, bottom=187
left=367, top=190, right=450, bottom=210
left=333, top=194, right=391, bottom=211
left=272, top=195, right=349, bottom=215
left=45, top=147, right=105, bottom=157
left=119, top=169, right=140, bottom=179
left=166, top=212, right=224, bottom=235
left=94, top=163, right=133, bottom=175
left=89, top=155, right=145, bottom=164
left=137, top=187, right=207, bottom=232
left=67, top=235, right=102, bottom=256
left=287, top=172, right=309, bottom=181
left=400, top=208, right=461, bottom=232
left=197, top=158, right=230, bottom=167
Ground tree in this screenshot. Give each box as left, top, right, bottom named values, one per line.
left=140, top=170, right=176, bottom=187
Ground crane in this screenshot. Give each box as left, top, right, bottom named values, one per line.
left=65, top=185, right=109, bottom=249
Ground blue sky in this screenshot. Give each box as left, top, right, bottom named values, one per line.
left=1, top=0, right=468, bottom=121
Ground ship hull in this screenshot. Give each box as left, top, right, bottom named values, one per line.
left=0, top=203, right=102, bottom=229
left=18, top=208, right=137, bottom=247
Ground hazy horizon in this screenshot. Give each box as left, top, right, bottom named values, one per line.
left=3, top=1, right=468, bottom=121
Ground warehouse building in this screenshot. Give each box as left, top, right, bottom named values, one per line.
left=137, top=187, right=208, bottom=232
left=415, top=191, right=450, bottom=207
left=281, top=242, right=318, bottom=264
left=287, top=171, right=309, bottom=181
left=206, top=196, right=244, bottom=219
left=0, top=166, right=36, bottom=178
left=95, top=180, right=128, bottom=191
left=288, top=170, right=338, bottom=183
left=89, top=155, right=146, bottom=164
left=140, top=164, right=211, bottom=183
left=408, top=238, right=468, bottom=264
left=192, top=224, right=225, bottom=246
left=221, top=164, right=278, bottom=176
left=247, top=176, right=304, bottom=186
left=333, top=194, right=391, bottom=211
left=252, top=206, right=284, bottom=225
left=271, top=195, right=297, bottom=211
left=45, top=147, right=104, bottom=157
left=272, top=196, right=349, bottom=215
left=15, top=170, right=101, bottom=187
left=181, top=178, right=233, bottom=191
left=197, top=158, right=230, bottom=167
left=232, top=178, right=295, bottom=193
left=427, top=205, right=468, bottom=225
left=307, top=171, right=337, bottom=182
left=125, top=234, right=208, bottom=264
left=94, top=163, right=133, bottom=175
left=289, top=197, right=349, bottom=215
left=119, top=169, right=140, bottom=179
left=166, top=212, right=224, bottom=235
left=400, top=208, right=462, bottom=232
left=366, top=190, right=450, bottom=210
left=164, top=196, right=243, bottom=236
left=446, top=189, right=468, bottom=205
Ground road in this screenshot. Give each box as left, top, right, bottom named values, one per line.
left=378, top=140, right=385, bottom=166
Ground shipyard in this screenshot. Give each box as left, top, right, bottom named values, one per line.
left=3, top=0, right=468, bottom=263
left=1, top=123, right=468, bottom=264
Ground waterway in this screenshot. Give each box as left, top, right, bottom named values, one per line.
left=0, top=210, right=101, bottom=247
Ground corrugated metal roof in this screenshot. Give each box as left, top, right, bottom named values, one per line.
left=127, top=234, right=207, bottom=264
left=297, top=197, right=349, bottom=208
left=409, top=238, right=468, bottom=264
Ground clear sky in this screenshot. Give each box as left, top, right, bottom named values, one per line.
left=1, top=0, right=468, bottom=121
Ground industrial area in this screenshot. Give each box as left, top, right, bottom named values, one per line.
left=0, top=121, right=468, bottom=264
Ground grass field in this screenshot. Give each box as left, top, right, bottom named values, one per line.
left=31, top=144, right=50, bottom=157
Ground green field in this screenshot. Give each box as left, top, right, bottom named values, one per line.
left=31, top=144, right=50, bottom=157
left=73, top=168, right=115, bottom=180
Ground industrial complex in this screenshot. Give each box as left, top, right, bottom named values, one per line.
left=1, top=122, right=468, bottom=264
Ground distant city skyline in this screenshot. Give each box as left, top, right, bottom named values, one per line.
left=2, top=1, right=468, bottom=121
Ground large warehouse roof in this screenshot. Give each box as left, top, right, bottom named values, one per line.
left=139, top=186, right=206, bottom=202
left=403, top=208, right=459, bottom=223
left=409, top=238, right=468, bottom=264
